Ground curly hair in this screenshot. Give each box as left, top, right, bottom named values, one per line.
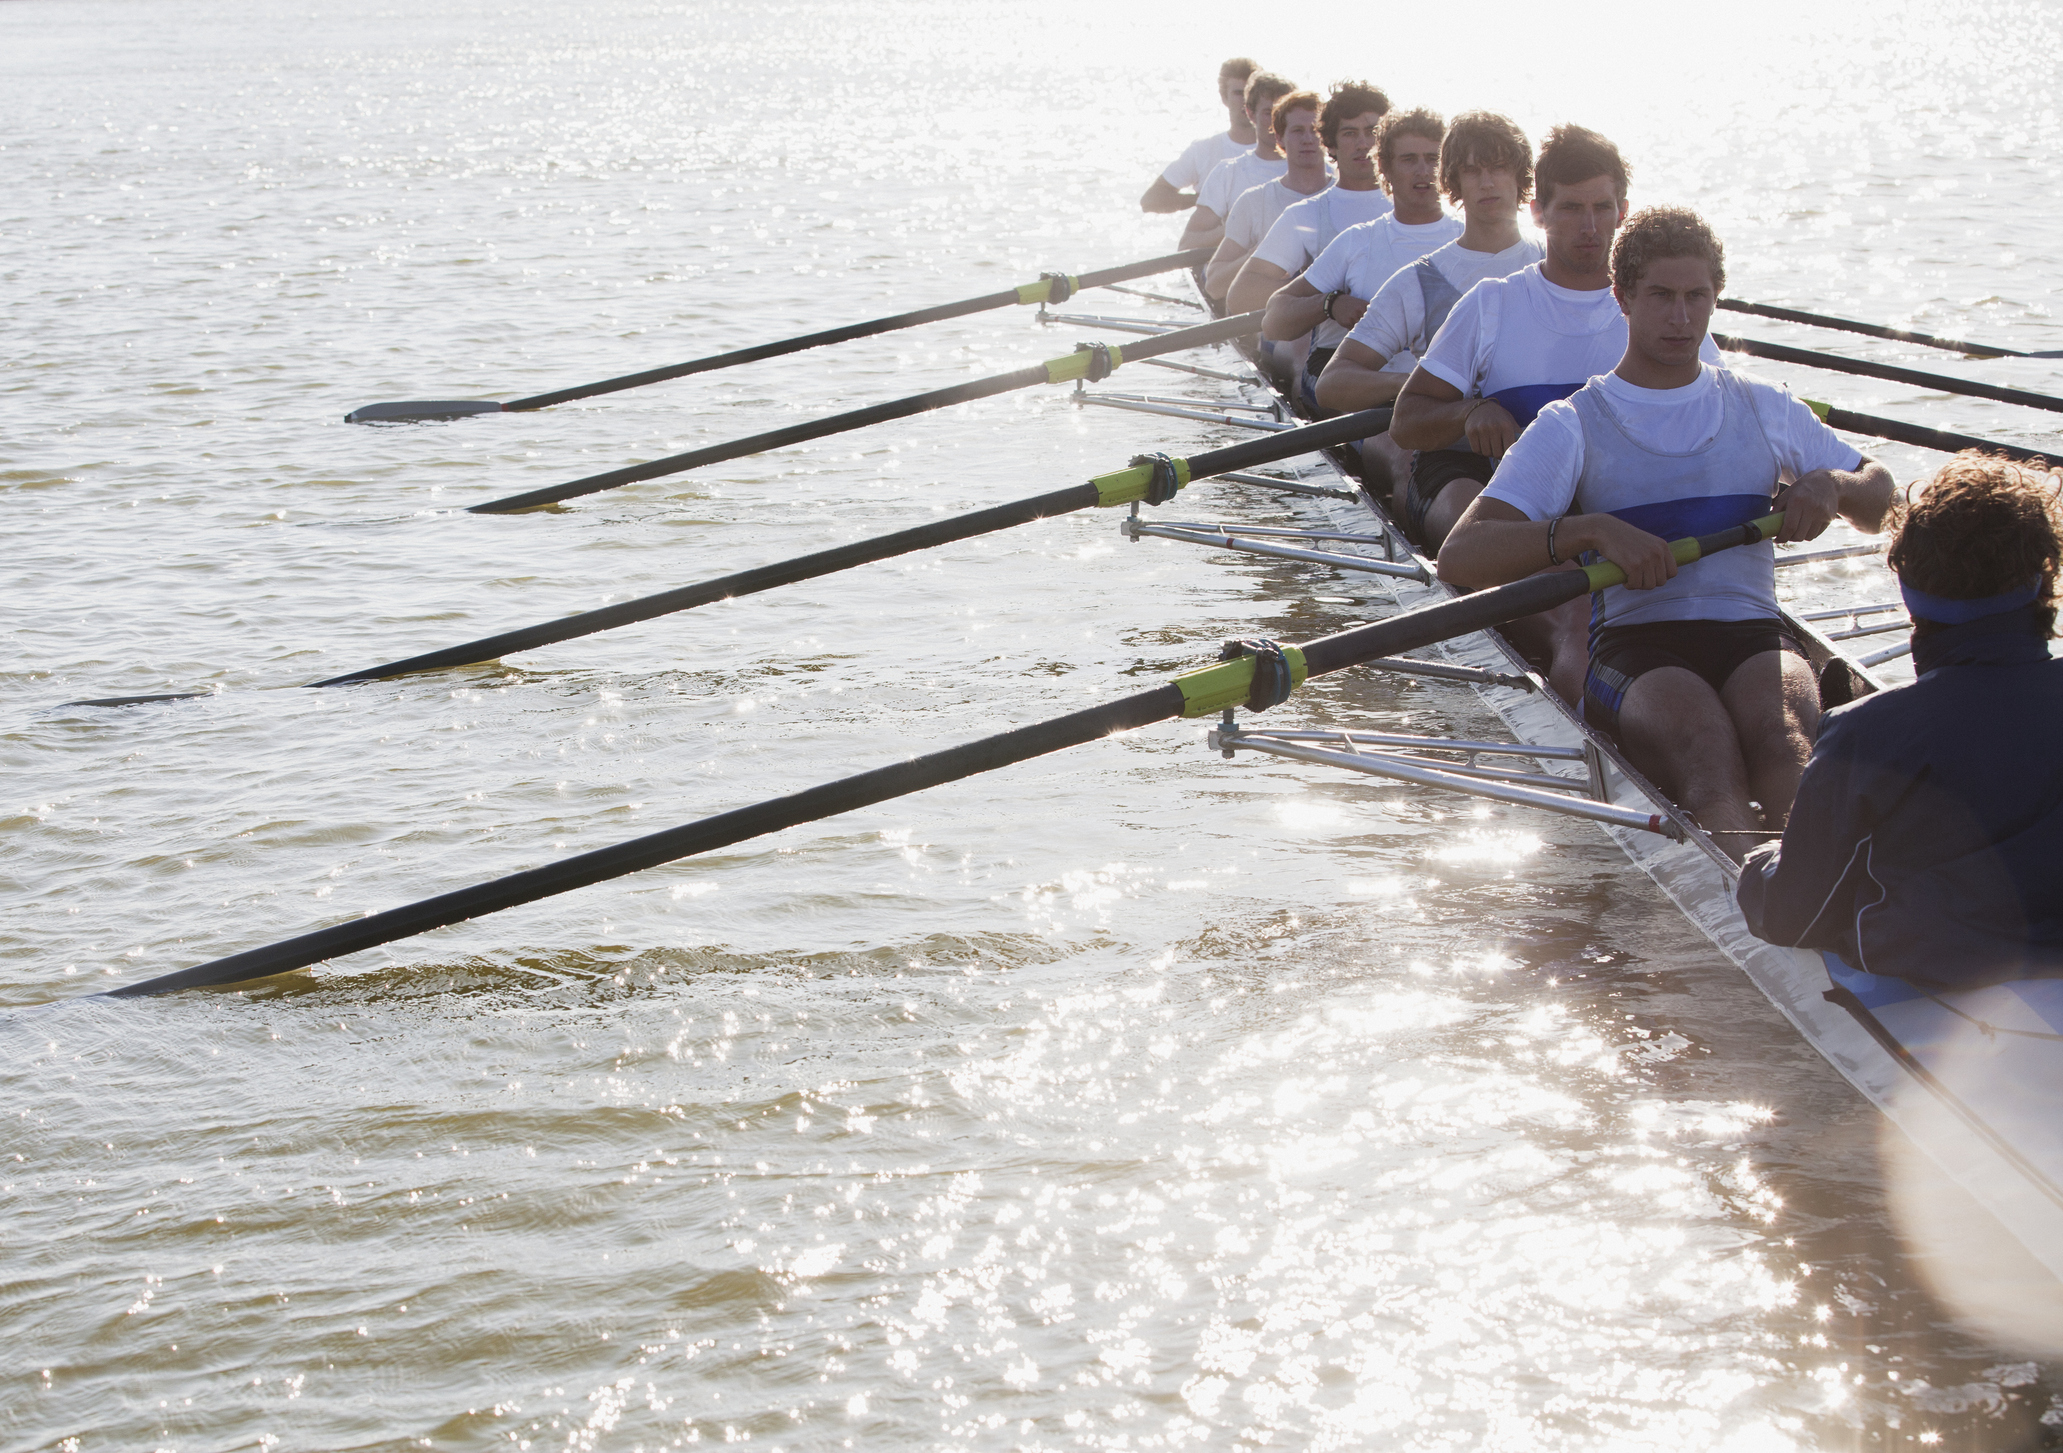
left=1535, top=123, right=1630, bottom=206
left=1889, top=452, right=2063, bottom=635
left=1376, top=107, right=1444, bottom=176
left=1438, top=111, right=1533, bottom=204
left=1318, top=81, right=1391, bottom=155
left=1610, top=206, right=1726, bottom=297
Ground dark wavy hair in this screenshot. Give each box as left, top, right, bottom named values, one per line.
left=1535, top=123, right=1630, bottom=206
left=1376, top=107, right=1444, bottom=177
left=1890, top=453, right=2063, bottom=635
left=1318, top=80, right=1391, bottom=155
left=1611, top=206, right=1726, bottom=296
left=1438, top=111, right=1532, bottom=204
left=1243, top=70, right=1295, bottom=117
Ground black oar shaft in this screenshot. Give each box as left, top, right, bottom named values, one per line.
left=99, top=511, right=1778, bottom=999
left=468, top=312, right=1262, bottom=515
left=313, top=409, right=1391, bottom=687
left=1718, top=334, right=2063, bottom=414
left=1814, top=403, right=2063, bottom=470
left=1717, top=299, right=2023, bottom=358
left=499, top=248, right=1213, bottom=413
left=104, top=685, right=1187, bottom=998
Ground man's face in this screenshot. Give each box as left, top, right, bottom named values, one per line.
left=1381, top=131, right=1442, bottom=209
left=1219, top=73, right=1248, bottom=114
left=1454, top=163, right=1520, bottom=221
left=1249, top=92, right=1289, bottom=147
left=1618, top=254, right=1718, bottom=367
left=1533, top=174, right=1628, bottom=277
left=1332, top=110, right=1383, bottom=179
left=1278, top=105, right=1325, bottom=168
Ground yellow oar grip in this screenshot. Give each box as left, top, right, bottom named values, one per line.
left=1044, top=344, right=1126, bottom=386
left=1090, top=456, right=1192, bottom=506
left=1173, top=646, right=1308, bottom=718
left=1579, top=512, right=1785, bottom=591
left=1017, top=274, right=1080, bottom=305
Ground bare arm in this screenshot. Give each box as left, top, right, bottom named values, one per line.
left=1226, top=257, right=1290, bottom=317
left=1770, top=457, right=1895, bottom=543
left=1202, top=236, right=1250, bottom=302
left=1140, top=176, right=1196, bottom=214
left=1178, top=205, right=1225, bottom=252
left=1437, top=494, right=1680, bottom=592
left=1313, top=338, right=1409, bottom=412
left=1264, top=276, right=1366, bottom=342
left=1389, top=366, right=1522, bottom=457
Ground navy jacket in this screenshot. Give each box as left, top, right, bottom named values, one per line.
left=1736, top=609, right=2063, bottom=989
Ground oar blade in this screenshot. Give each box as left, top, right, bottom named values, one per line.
left=344, top=400, right=505, bottom=424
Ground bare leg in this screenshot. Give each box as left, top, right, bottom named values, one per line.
left=1361, top=432, right=1410, bottom=512
left=1719, top=649, right=1820, bottom=830
left=1421, top=475, right=1488, bottom=552
left=1614, top=666, right=1762, bottom=852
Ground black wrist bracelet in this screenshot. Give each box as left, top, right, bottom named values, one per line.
left=1323, top=289, right=1342, bottom=323
left=1546, top=516, right=1562, bottom=566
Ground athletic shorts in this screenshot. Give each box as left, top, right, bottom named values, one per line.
left=1404, top=447, right=1496, bottom=547
left=1298, top=347, right=1338, bottom=417
left=1582, top=618, right=1806, bottom=741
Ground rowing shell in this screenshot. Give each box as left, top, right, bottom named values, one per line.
left=1052, top=293, right=2063, bottom=1284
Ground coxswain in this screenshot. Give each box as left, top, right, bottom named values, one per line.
left=1202, top=89, right=1334, bottom=311
left=1179, top=71, right=1298, bottom=253
left=1737, top=453, right=2063, bottom=989
left=1312, top=112, right=1542, bottom=500
left=1140, top=57, right=1261, bottom=215
left=1223, top=80, right=1393, bottom=316
left=1438, top=207, right=1894, bottom=846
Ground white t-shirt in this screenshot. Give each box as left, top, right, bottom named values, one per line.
left=1419, top=263, right=1723, bottom=430
left=1197, top=149, right=1288, bottom=218
left=1345, top=235, right=1543, bottom=371
left=1485, top=366, right=1865, bottom=626
left=1250, top=185, right=1394, bottom=278
left=1223, top=178, right=1327, bottom=252
left=1301, top=211, right=1463, bottom=349
left=1161, top=130, right=1248, bottom=191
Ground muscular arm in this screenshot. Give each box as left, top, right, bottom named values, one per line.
left=1437, top=494, right=1680, bottom=591
left=1771, top=457, right=1895, bottom=544
left=1140, top=176, right=1196, bottom=214
left=1265, top=276, right=1366, bottom=342
left=1226, top=256, right=1290, bottom=317
left=1313, top=338, right=1408, bottom=412
left=1389, top=367, right=1522, bottom=457
left=1179, top=205, right=1226, bottom=252
left=1202, top=236, right=1250, bottom=302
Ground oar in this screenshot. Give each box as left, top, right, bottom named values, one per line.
left=344, top=248, right=1215, bottom=424
left=94, top=511, right=1781, bottom=999
left=62, top=410, right=1389, bottom=708
left=1716, top=335, right=2063, bottom=414
left=1804, top=399, right=2063, bottom=471
left=466, top=312, right=1261, bottom=514
left=1718, top=299, right=2063, bottom=359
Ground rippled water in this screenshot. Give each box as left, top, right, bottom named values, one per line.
left=6, top=1, right=2062, bottom=1448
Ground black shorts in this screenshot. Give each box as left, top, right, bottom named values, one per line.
left=1404, top=447, right=1496, bottom=547
left=1582, top=618, right=1807, bottom=740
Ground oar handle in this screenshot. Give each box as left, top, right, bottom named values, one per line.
left=1580, top=512, right=1784, bottom=591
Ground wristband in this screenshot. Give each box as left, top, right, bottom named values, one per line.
left=1323, top=289, right=1344, bottom=323
left=1546, top=515, right=1562, bottom=566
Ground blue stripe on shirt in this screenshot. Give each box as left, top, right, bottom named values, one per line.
left=1607, top=492, right=1771, bottom=541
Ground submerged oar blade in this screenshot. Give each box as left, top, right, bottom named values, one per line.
left=344, top=400, right=506, bottom=424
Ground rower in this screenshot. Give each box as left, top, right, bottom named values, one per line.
left=1437, top=207, right=1894, bottom=848
left=1223, top=80, right=1393, bottom=318
left=1737, top=453, right=2063, bottom=987
left=1312, top=112, right=1541, bottom=504
left=1141, top=57, right=1261, bottom=215
left=1179, top=71, right=1297, bottom=253
left=1260, top=107, right=1458, bottom=492
left=1202, top=89, right=1333, bottom=340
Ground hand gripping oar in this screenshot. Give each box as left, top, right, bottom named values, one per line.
left=1716, top=334, right=2063, bottom=415
left=465, top=311, right=1262, bottom=514
left=1802, top=399, right=2063, bottom=471
left=61, top=409, right=1390, bottom=707
left=1718, top=299, right=2063, bottom=359
left=93, top=512, right=1780, bottom=999
left=344, top=248, right=1215, bottom=424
